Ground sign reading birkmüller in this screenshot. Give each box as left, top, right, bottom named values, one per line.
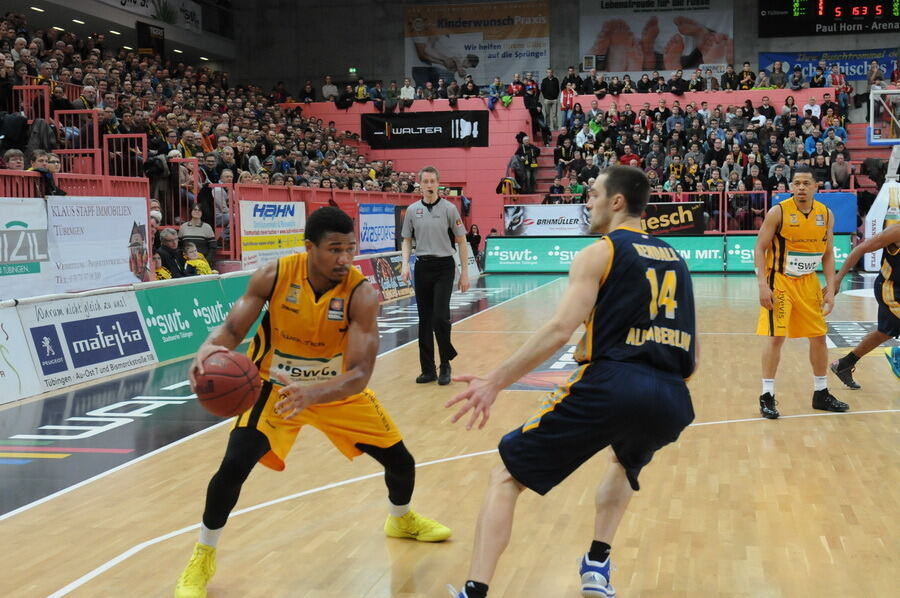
left=362, top=111, right=490, bottom=149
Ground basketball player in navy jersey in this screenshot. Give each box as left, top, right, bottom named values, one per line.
left=829, top=222, right=900, bottom=385
left=446, top=166, right=697, bottom=598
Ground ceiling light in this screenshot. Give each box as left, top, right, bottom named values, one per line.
left=123, top=46, right=133, bottom=50
left=30, top=6, right=44, bottom=12
left=109, top=30, right=121, bottom=35
left=52, top=26, right=65, bottom=31
left=200, top=56, right=209, bottom=61
left=173, top=49, right=183, bottom=54
left=72, top=19, right=85, bottom=25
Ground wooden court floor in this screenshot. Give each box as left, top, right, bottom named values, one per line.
left=2, top=275, right=898, bottom=597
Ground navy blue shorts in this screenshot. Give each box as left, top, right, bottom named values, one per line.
left=876, top=281, right=900, bottom=337
left=498, top=360, right=694, bottom=495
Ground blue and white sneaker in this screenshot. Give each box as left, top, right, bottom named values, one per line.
left=580, top=552, right=616, bottom=597
left=886, top=347, right=900, bottom=379
left=446, top=583, right=468, bottom=597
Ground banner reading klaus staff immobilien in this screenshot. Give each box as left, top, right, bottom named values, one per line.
left=362, top=111, right=489, bottom=149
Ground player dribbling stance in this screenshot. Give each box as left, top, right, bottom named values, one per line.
left=174, top=207, right=450, bottom=598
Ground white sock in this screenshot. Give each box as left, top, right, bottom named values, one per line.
left=762, top=379, right=775, bottom=395
left=199, top=524, right=223, bottom=548
left=389, top=502, right=410, bottom=518
left=814, top=376, right=827, bottom=392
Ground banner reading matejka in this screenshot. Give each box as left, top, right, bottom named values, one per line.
left=405, top=1, right=549, bottom=88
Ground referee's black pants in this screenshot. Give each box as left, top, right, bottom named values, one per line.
left=414, top=256, right=457, bottom=374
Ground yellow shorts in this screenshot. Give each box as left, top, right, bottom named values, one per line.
left=233, top=382, right=403, bottom=471
left=756, top=272, right=827, bottom=338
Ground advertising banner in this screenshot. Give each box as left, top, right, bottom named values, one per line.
left=17, top=291, right=157, bottom=392
left=372, top=254, right=414, bottom=301
left=504, top=202, right=704, bottom=237
left=726, top=234, right=852, bottom=272
left=503, top=204, right=591, bottom=236
left=394, top=205, right=408, bottom=251
left=136, top=279, right=229, bottom=362
left=760, top=48, right=900, bottom=82
left=359, top=204, right=397, bottom=254
left=641, top=202, right=705, bottom=235
left=578, top=0, right=733, bottom=80
left=362, top=111, right=489, bottom=150
left=239, top=200, right=306, bottom=269
left=486, top=235, right=726, bottom=273
left=46, top=196, right=151, bottom=292
left=405, top=1, right=550, bottom=89
left=98, top=0, right=202, bottom=32
left=0, top=197, right=54, bottom=300
left=0, top=306, right=42, bottom=403
left=863, top=182, right=900, bottom=272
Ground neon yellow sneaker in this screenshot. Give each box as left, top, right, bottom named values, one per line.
left=174, top=542, right=216, bottom=598
left=384, top=510, right=452, bottom=542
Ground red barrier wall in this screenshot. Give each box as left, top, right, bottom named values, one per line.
left=287, top=89, right=839, bottom=237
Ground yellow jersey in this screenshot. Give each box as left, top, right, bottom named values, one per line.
left=767, top=197, right=829, bottom=279
left=249, top=253, right=369, bottom=394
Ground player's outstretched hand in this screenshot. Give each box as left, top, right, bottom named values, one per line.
left=758, top=284, right=774, bottom=310
left=821, top=286, right=835, bottom=316
left=446, top=374, right=499, bottom=431
left=189, top=344, right=230, bottom=391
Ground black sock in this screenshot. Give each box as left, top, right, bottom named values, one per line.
left=838, top=352, right=860, bottom=369
left=588, top=540, right=611, bottom=562
left=464, top=580, right=489, bottom=598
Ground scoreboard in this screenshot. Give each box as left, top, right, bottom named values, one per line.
left=759, top=1, right=900, bottom=37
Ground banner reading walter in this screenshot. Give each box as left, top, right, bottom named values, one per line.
left=46, top=196, right=151, bottom=292
left=362, top=111, right=489, bottom=150
left=405, top=1, right=549, bottom=89
left=579, top=0, right=733, bottom=81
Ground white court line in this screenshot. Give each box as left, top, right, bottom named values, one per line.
left=49, top=408, right=900, bottom=596
left=161, top=380, right=192, bottom=391
left=1, top=278, right=562, bottom=523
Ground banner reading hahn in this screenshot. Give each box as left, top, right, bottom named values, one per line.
left=405, top=1, right=549, bottom=90
left=239, top=200, right=306, bottom=269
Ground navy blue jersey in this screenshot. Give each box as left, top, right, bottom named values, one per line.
left=574, top=226, right=696, bottom=378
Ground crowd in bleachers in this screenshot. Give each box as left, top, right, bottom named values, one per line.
left=0, top=13, right=426, bottom=213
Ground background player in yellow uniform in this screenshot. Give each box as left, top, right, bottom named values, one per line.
left=829, top=222, right=900, bottom=386
left=755, top=165, right=848, bottom=419
left=174, top=207, right=450, bottom=598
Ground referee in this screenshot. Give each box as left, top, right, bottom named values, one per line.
left=401, top=166, right=470, bottom=385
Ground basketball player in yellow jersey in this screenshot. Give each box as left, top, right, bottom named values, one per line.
left=174, top=207, right=450, bottom=598
left=755, top=165, right=848, bottom=419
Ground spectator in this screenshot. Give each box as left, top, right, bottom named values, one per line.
left=178, top=203, right=217, bottom=264
left=354, top=78, right=369, bottom=103
left=702, top=68, right=720, bottom=91
left=810, top=66, right=826, bottom=88
left=540, top=68, right=560, bottom=131
left=3, top=149, right=25, bottom=170
left=158, top=228, right=186, bottom=278
left=769, top=61, right=787, bottom=88
left=515, top=135, right=540, bottom=193
left=400, top=78, right=416, bottom=110
left=720, top=64, right=739, bottom=90
left=466, top=224, right=482, bottom=267
left=152, top=252, right=171, bottom=280
left=560, top=81, right=576, bottom=127
left=788, top=66, right=805, bottom=91
left=183, top=241, right=216, bottom=276
left=321, top=75, right=338, bottom=101
left=214, top=169, right=233, bottom=245
left=829, top=64, right=851, bottom=118
left=297, top=80, right=316, bottom=103
left=578, top=154, right=599, bottom=184
left=831, top=153, right=851, bottom=189
left=562, top=65, right=582, bottom=94
left=546, top=176, right=566, bottom=203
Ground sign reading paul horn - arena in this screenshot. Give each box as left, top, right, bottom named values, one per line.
left=362, top=111, right=490, bottom=149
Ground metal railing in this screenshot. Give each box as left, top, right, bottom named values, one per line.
left=103, top=134, right=148, bottom=177
left=13, top=85, right=50, bottom=123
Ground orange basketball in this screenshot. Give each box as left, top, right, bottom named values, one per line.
left=194, top=351, right=262, bottom=417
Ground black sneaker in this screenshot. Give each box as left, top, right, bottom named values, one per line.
left=759, top=392, right=780, bottom=419
left=812, top=389, right=849, bottom=412
left=438, top=363, right=452, bottom=386
left=416, top=371, right=437, bottom=384
left=829, top=360, right=861, bottom=390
